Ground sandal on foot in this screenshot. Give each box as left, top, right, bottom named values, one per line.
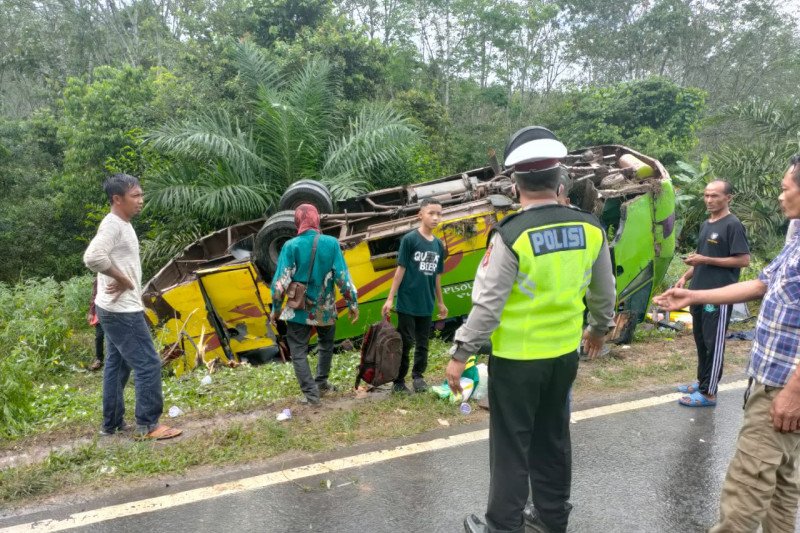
left=134, top=424, right=183, bottom=441
left=678, top=391, right=716, bottom=407
left=677, top=381, right=700, bottom=394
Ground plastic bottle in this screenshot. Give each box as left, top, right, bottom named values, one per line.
left=460, top=402, right=472, bottom=415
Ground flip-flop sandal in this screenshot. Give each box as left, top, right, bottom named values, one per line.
left=134, top=424, right=183, bottom=441
left=677, top=381, right=700, bottom=394
left=678, top=391, right=716, bottom=407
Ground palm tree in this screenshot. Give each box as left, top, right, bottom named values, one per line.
left=144, top=41, right=421, bottom=226
left=688, top=99, right=800, bottom=256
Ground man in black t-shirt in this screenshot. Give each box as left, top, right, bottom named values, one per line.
left=382, top=198, right=449, bottom=393
left=675, top=180, right=750, bottom=406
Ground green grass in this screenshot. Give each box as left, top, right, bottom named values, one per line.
left=0, top=380, right=476, bottom=505
left=582, top=352, right=692, bottom=389
left=2, top=335, right=455, bottom=446
left=3, top=329, right=755, bottom=507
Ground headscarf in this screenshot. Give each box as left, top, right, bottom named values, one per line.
left=294, top=203, right=321, bottom=235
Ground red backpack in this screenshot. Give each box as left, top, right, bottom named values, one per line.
left=355, top=320, right=402, bottom=389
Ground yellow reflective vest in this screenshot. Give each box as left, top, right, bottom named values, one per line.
left=491, top=205, right=607, bottom=359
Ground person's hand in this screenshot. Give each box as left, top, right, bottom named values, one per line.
left=683, top=253, right=706, bottom=266
left=105, top=276, right=134, bottom=302
left=674, top=277, right=687, bottom=289
left=770, top=386, right=800, bottom=433
left=581, top=328, right=606, bottom=360
left=652, top=288, right=694, bottom=311
left=446, top=358, right=466, bottom=395
left=349, top=307, right=359, bottom=324
left=437, top=302, right=448, bottom=319
left=381, top=300, right=392, bottom=319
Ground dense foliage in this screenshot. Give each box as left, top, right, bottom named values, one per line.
left=1, top=0, right=798, bottom=283
left=0, top=276, right=93, bottom=436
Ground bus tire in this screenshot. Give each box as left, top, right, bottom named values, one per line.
left=278, top=180, right=334, bottom=214
left=253, top=210, right=297, bottom=280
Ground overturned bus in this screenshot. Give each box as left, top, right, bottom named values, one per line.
left=143, top=145, right=675, bottom=375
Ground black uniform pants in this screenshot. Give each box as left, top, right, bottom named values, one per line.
left=395, top=312, right=432, bottom=382
left=485, top=351, right=578, bottom=533
left=690, top=304, right=731, bottom=396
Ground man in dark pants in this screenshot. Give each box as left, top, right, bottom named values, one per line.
left=271, top=204, right=359, bottom=404
left=382, top=198, right=448, bottom=393
left=447, top=127, right=616, bottom=533
left=84, top=174, right=181, bottom=440
left=674, top=180, right=750, bottom=407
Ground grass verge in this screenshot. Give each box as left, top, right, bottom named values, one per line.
left=1, top=328, right=757, bottom=507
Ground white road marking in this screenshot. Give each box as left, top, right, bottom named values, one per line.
left=1, top=380, right=748, bottom=532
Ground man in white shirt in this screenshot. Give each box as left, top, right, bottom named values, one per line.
left=83, top=174, right=181, bottom=440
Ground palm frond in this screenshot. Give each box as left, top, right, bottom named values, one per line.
left=711, top=144, right=787, bottom=197
left=252, top=89, right=306, bottom=184
left=251, top=59, right=343, bottom=185
left=286, top=57, right=340, bottom=158
left=320, top=169, right=370, bottom=200
left=728, top=100, right=800, bottom=143
left=231, top=40, right=283, bottom=95
left=146, top=111, right=267, bottom=178
left=321, top=102, right=420, bottom=196
left=146, top=163, right=278, bottom=224
left=141, top=219, right=205, bottom=274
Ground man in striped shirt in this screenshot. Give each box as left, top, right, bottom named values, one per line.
left=654, top=155, right=800, bottom=532
left=673, top=180, right=750, bottom=407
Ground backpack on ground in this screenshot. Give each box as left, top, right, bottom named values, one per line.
left=355, top=319, right=402, bottom=389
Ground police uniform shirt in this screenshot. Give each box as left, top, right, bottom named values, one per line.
left=451, top=203, right=617, bottom=362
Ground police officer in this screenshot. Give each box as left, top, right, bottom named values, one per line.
left=448, top=127, right=616, bottom=533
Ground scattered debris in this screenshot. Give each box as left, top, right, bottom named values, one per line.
left=437, top=419, right=450, bottom=427
left=276, top=408, right=291, bottom=421
left=200, top=375, right=213, bottom=386
left=168, top=406, right=184, bottom=418
left=395, top=408, right=408, bottom=415
left=459, top=403, right=472, bottom=415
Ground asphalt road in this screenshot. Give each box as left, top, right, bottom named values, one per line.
left=4, top=385, right=795, bottom=533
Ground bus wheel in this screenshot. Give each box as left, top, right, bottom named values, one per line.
left=278, top=180, right=334, bottom=214
left=253, top=210, right=296, bottom=280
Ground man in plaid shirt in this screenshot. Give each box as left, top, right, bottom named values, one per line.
left=655, top=154, right=800, bottom=533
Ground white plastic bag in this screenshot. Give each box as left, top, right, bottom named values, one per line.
left=473, top=363, right=489, bottom=400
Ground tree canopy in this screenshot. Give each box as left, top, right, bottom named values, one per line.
left=0, top=0, right=798, bottom=281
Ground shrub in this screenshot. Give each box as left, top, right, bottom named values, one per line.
left=0, top=275, right=93, bottom=436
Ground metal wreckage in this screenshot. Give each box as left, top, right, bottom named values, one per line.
left=143, top=145, right=676, bottom=375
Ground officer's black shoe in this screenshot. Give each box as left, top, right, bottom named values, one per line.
left=463, top=514, right=488, bottom=533
left=523, top=504, right=553, bottom=533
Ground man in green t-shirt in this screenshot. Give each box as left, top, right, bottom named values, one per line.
left=382, top=198, right=449, bottom=393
